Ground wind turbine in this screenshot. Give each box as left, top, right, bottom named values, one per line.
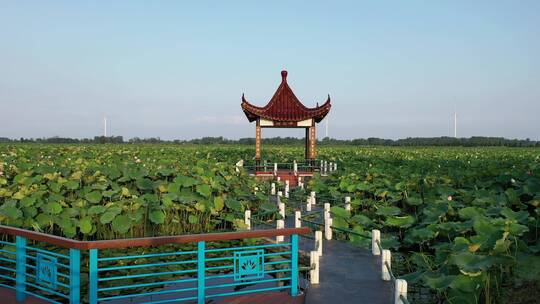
left=103, top=116, right=107, bottom=137
left=453, top=107, right=457, bottom=138
left=325, top=117, right=329, bottom=139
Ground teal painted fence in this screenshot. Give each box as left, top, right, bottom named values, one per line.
left=0, top=237, right=80, bottom=304
left=0, top=226, right=305, bottom=303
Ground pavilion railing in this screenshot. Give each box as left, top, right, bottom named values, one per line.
left=0, top=225, right=309, bottom=304
left=241, top=159, right=336, bottom=174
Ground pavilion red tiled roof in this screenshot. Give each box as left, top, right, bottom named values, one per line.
left=241, top=70, right=331, bottom=123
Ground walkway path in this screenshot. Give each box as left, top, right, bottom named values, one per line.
left=282, top=203, right=393, bottom=304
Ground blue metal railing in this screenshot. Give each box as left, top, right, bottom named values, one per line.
left=0, top=237, right=80, bottom=304
left=0, top=225, right=307, bottom=304
left=89, top=239, right=299, bottom=303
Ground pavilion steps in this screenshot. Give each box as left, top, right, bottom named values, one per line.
left=276, top=171, right=298, bottom=187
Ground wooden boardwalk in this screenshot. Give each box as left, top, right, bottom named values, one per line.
left=284, top=206, right=393, bottom=304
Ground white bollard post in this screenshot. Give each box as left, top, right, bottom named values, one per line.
left=315, top=231, right=323, bottom=256
left=329, top=162, right=333, bottom=172
left=310, top=251, right=320, bottom=284
left=306, top=200, right=312, bottom=212
left=324, top=203, right=330, bottom=219
left=299, top=181, right=304, bottom=189
left=278, top=202, right=285, bottom=219
left=334, top=162, right=337, bottom=171
left=271, top=183, right=276, bottom=195
left=274, top=163, right=278, bottom=176
left=276, top=219, right=284, bottom=243
left=325, top=217, right=333, bottom=240
left=395, top=279, right=408, bottom=304
left=278, top=191, right=283, bottom=198
left=382, top=249, right=391, bottom=281
left=372, top=229, right=381, bottom=255
left=345, top=196, right=351, bottom=212
left=294, top=210, right=301, bottom=228
left=310, top=191, right=316, bottom=205
left=285, top=180, right=289, bottom=198
left=293, top=161, right=298, bottom=176
left=244, top=210, right=251, bottom=230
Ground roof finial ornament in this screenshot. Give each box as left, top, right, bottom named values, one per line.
left=281, top=70, right=288, bottom=82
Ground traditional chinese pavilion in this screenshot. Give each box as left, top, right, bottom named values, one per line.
left=241, top=70, right=331, bottom=184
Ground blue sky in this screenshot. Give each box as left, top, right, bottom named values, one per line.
left=1, top=1, right=539, bottom=140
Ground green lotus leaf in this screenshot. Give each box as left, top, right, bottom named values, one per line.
left=472, top=217, right=499, bottom=237
left=406, top=196, right=423, bottom=206
left=112, top=215, right=132, bottom=234
left=330, top=206, right=350, bottom=219
left=149, top=210, right=165, bottom=224
left=351, top=214, right=373, bottom=226
left=500, top=208, right=529, bottom=223
left=404, top=227, right=437, bottom=244
left=79, top=217, right=93, bottom=234
left=88, top=205, right=106, bottom=215
left=196, top=184, right=211, bottom=197
left=385, top=215, right=415, bottom=228
left=0, top=202, right=22, bottom=219
left=332, top=216, right=349, bottom=229
left=43, top=202, right=62, bottom=214
left=173, top=175, right=198, bottom=188
left=452, top=237, right=471, bottom=252
left=225, top=199, right=243, bottom=212
left=13, top=191, right=25, bottom=200
left=399, top=270, right=424, bottom=284
left=424, top=273, right=456, bottom=290
left=438, top=221, right=472, bottom=234
left=505, top=188, right=520, bottom=205
left=349, top=225, right=370, bottom=245
left=458, top=207, right=484, bottom=220
left=64, top=180, right=79, bottom=190
left=99, top=211, right=117, bottom=224
left=136, top=178, right=155, bottom=191
left=422, top=203, right=448, bottom=222
left=451, top=252, right=494, bottom=273
left=449, top=272, right=483, bottom=302
left=213, top=196, right=224, bottom=212
left=507, top=223, right=529, bottom=236
left=85, top=191, right=103, bottom=204
left=161, top=193, right=177, bottom=207
left=375, top=206, right=401, bottom=216
left=523, top=177, right=540, bottom=195
left=20, top=197, right=36, bottom=208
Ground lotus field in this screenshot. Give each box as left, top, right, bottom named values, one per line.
left=0, top=144, right=539, bottom=303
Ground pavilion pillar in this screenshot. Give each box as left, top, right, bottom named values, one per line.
left=305, top=128, right=310, bottom=160
left=255, top=119, right=261, bottom=166
left=309, top=124, right=316, bottom=161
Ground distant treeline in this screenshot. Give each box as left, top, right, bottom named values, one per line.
left=0, top=136, right=538, bottom=147
left=0, top=136, right=124, bottom=144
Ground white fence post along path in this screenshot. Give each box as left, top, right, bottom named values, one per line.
left=287, top=195, right=394, bottom=304
left=372, top=229, right=410, bottom=304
